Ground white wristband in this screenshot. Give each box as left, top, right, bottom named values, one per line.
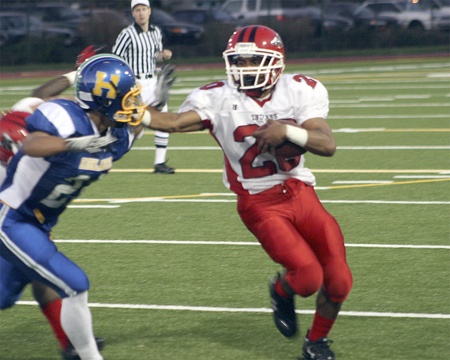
left=285, top=125, right=308, bottom=147
left=140, top=110, right=152, bottom=127
left=62, top=71, right=77, bottom=86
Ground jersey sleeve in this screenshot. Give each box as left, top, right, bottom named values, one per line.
left=179, top=87, right=211, bottom=121
left=292, top=75, right=329, bottom=123
left=26, top=100, right=94, bottom=139
left=178, top=81, right=227, bottom=124
left=26, top=109, right=60, bottom=136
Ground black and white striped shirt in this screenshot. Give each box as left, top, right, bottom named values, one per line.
left=112, top=23, right=163, bottom=77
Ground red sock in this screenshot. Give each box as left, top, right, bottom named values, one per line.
left=308, top=312, right=336, bottom=342
left=40, top=298, right=70, bottom=349
left=274, top=279, right=290, bottom=298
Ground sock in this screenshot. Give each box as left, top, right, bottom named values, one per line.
left=61, top=292, right=103, bottom=360
left=308, top=312, right=336, bottom=342
left=41, top=298, right=70, bottom=349
left=154, top=146, right=168, bottom=165
left=154, top=131, right=169, bottom=165
left=274, top=279, right=290, bottom=298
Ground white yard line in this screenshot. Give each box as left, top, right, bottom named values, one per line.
left=129, top=145, right=450, bottom=151
left=70, top=198, right=450, bottom=205
left=15, top=301, right=450, bottom=320
left=53, top=239, right=450, bottom=250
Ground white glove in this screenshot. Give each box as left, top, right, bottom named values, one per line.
left=65, top=134, right=117, bottom=153
left=151, top=63, right=176, bottom=111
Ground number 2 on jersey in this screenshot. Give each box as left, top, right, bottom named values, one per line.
left=234, top=125, right=300, bottom=178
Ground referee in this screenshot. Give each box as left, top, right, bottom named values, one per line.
left=112, top=0, right=174, bottom=174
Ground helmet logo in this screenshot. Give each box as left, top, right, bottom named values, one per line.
left=271, top=36, right=283, bottom=48
left=93, top=71, right=120, bottom=100
left=235, top=43, right=258, bottom=53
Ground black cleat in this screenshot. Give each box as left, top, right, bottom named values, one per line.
left=302, top=333, right=335, bottom=360
left=269, top=274, right=298, bottom=338
left=61, top=337, right=105, bottom=360
left=154, top=162, right=175, bottom=174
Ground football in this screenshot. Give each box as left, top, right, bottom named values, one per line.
left=258, top=119, right=306, bottom=158
left=275, top=139, right=307, bottom=158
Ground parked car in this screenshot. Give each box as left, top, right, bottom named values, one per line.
left=289, top=6, right=355, bottom=34
left=220, top=0, right=305, bottom=21
left=220, top=0, right=353, bottom=33
left=0, top=3, right=84, bottom=31
left=357, top=0, right=450, bottom=30
left=150, top=8, right=205, bottom=45
left=440, top=0, right=450, bottom=8
left=172, top=8, right=243, bottom=26
left=325, top=2, right=399, bottom=29
left=0, top=11, right=78, bottom=47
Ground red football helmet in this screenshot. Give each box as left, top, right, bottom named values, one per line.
left=223, top=25, right=285, bottom=94
left=0, top=111, right=29, bottom=167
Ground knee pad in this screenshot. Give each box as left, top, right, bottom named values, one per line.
left=324, top=263, right=353, bottom=303
left=286, top=263, right=323, bottom=298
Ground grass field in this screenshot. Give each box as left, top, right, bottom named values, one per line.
left=0, top=56, right=449, bottom=360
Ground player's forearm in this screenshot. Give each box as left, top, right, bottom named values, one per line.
left=32, top=72, right=75, bottom=100
left=22, top=132, right=67, bottom=157
left=303, top=128, right=336, bottom=157
left=300, top=118, right=336, bottom=157
left=144, top=109, right=177, bottom=132
left=143, top=109, right=204, bottom=133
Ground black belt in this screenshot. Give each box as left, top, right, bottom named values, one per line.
left=136, top=74, right=153, bottom=79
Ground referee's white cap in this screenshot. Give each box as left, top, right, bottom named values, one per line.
left=131, top=0, right=150, bottom=9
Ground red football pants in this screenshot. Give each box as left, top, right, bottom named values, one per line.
left=237, top=178, right=352, bottom=303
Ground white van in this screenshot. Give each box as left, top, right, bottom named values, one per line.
left=221, top=0, right=307, bottom=20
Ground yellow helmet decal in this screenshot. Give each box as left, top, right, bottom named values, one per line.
left=92, top=71, right=120, bottom=99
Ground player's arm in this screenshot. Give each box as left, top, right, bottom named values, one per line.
left=22, top=132, right=67, bottom=157
left=32, top=73, right=75, bottom=100
left=23, top=132, right=116, bottom=157
left=144, top=108, right=204, bottom=133
left=253, top=118, right=336, bottom=157
left=301, top=117, right=336, bottom=156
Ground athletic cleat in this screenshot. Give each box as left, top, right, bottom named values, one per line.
left=302, top=333, right=335, bottom=360
left=154, top=162, right=175, bottom=174
left=61, top=337, right=105, bottom=360
left=269, top=274, right=298, bottom=337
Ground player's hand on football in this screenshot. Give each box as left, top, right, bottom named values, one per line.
left=151, top=63, right=176, bottom=111
left=253, top=119, right=287, bottom=153
left=65, top=134, right=117, bottom=153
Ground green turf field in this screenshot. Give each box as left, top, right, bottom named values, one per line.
left=0, top=56, right=449, bottom=359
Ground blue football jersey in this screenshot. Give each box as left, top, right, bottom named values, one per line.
left=0, top=99, right=136, bottom=230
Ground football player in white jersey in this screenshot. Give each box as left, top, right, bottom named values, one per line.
left=142, top=25, right=353, bottom=360
left=0, top=54, right=149, bottom=360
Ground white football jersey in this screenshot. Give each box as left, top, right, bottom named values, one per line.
left=179, top=74, right=329, bottom=195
